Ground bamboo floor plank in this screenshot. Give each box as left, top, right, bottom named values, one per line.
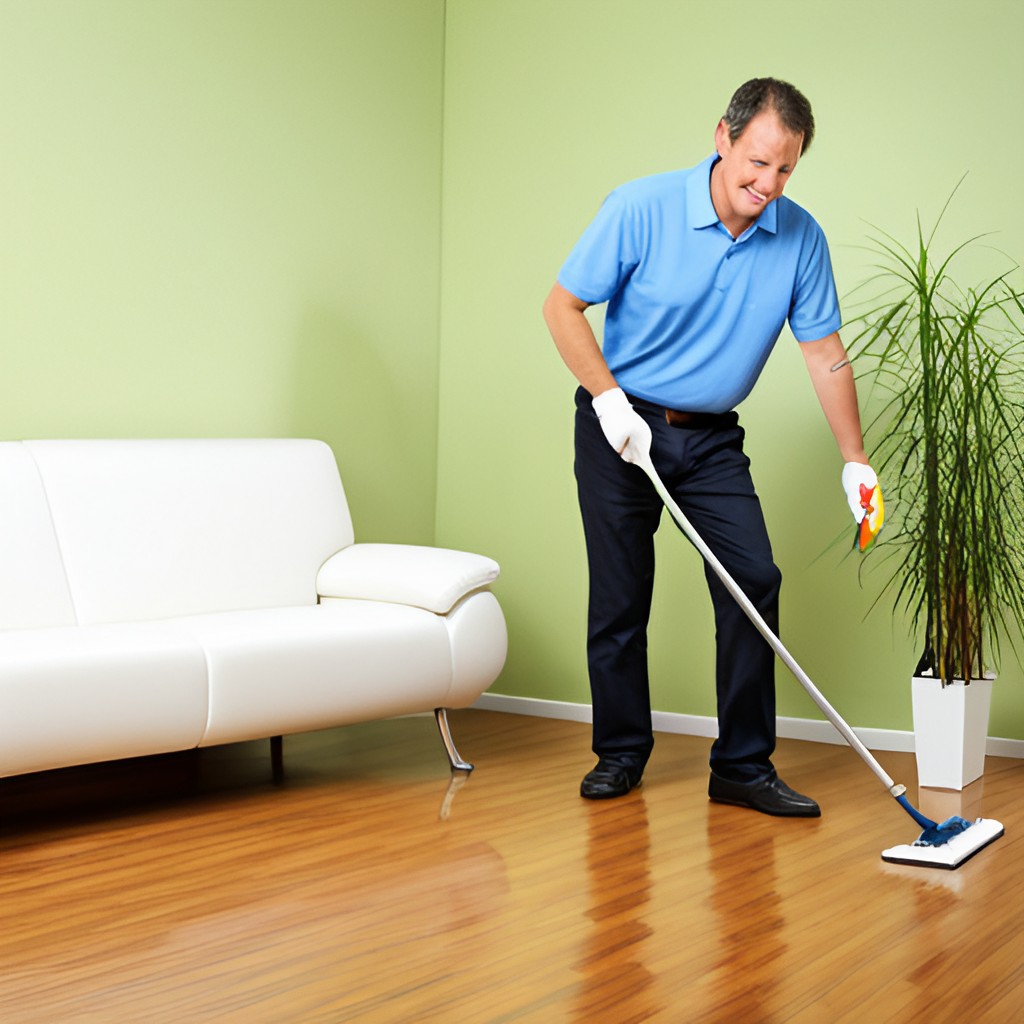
left=2, top=709, right=1022, bottom=1023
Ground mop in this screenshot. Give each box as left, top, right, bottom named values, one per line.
left=636, top=453, right=1004, bottom=869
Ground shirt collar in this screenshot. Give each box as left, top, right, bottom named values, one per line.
left=687, top=153, right=778, bottom=236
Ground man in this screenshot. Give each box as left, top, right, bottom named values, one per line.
left=542, top=78, right=879, bottom=817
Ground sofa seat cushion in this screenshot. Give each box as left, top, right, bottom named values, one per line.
left=178, top=603, right=455, bottom=747
left=0, top=623, right=209, bottom=777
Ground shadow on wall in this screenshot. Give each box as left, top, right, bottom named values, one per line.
left=287, top=306, right=438, bottom=546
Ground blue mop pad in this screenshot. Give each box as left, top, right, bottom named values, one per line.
left=881, top=811, right=1004, bottom=869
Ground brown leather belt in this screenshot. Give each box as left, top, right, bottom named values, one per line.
left=625, top=393, right=733, bottom=430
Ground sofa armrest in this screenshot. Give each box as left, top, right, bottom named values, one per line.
left=316, top=543, right=500, bottom=615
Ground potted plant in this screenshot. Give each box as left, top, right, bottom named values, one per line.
left=846, top=185, right=1024, bottom=789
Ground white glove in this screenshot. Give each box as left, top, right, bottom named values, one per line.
left=592, top=387, right=652, bottom=465
left=842, top=462, right=884, bottom=552
left=841, top=462, right=878, bottom=524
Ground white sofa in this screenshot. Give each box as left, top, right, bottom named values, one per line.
left=0, top=439, right=507, bottom=781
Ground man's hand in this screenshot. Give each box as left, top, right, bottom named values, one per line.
left=592, top=388, right=652, bottom=465
left=842, top=462, right=884, bottom=551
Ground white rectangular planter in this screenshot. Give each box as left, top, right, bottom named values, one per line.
left=911, top=676, right=993, bottom=790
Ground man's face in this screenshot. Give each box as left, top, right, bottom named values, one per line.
left=711, top=109, right=803, bottom=236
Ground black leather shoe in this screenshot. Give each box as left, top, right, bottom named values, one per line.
left=708, top=770, right=820, bottom=818
left=580, top=759, right=643, bottom=800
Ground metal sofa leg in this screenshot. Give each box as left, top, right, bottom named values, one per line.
left=434, top=708, right=474, bottom=773
left=270, top=735, right=284, bottom=784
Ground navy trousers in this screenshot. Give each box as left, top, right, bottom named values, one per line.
left=574, top=386, right=782, bottom=783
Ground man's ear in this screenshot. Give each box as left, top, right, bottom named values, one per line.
left=714, top=118, right=730, bottom=157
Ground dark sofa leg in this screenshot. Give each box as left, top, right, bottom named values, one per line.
left=270, top=735, right=284, bottom=784
left=434, top=708, right=473, bottom=773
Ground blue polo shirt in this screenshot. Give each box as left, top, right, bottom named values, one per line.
left=558, top=154, right=841, bottom=412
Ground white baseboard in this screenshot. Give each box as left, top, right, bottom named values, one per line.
left=472, top=692, right=1024, bottom=759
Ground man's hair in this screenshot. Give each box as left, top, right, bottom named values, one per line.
left=722, top=78, right=815, bottom=154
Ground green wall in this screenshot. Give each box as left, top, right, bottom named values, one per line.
left=4, top=1, right=1023, bottom=741
left=1, top=0, right=445, bottom=544
left=437, top=0, right=1024, bottom=740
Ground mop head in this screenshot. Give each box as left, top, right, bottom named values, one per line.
left=881, top=816, right=1004, bottom=869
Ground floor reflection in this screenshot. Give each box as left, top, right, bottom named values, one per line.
left=879, top=858, right=966, bottom=894
left=917, top=777, right=986, bottom=824
left=573, top=795, right=662, bottom=1021
left=438, top=768, right=471, bottom=820
left=704, top=813, right=786, bottom=1016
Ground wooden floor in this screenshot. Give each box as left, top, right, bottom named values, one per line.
left=2, top=709, right=1022, bottom=1023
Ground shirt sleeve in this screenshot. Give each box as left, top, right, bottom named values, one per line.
left=557, top=189, right=641, bottom=305
left=788, top=219, right=842, bottom=342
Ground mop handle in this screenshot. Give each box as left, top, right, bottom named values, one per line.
left=638, top=457, right=900, bottom=795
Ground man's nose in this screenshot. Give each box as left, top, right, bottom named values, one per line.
left=755, top=171, right=779, bottom=197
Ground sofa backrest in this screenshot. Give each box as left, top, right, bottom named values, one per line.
left=17, top=439, right=355, bottom=626
left=0, top=443, right=78, bottom=630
